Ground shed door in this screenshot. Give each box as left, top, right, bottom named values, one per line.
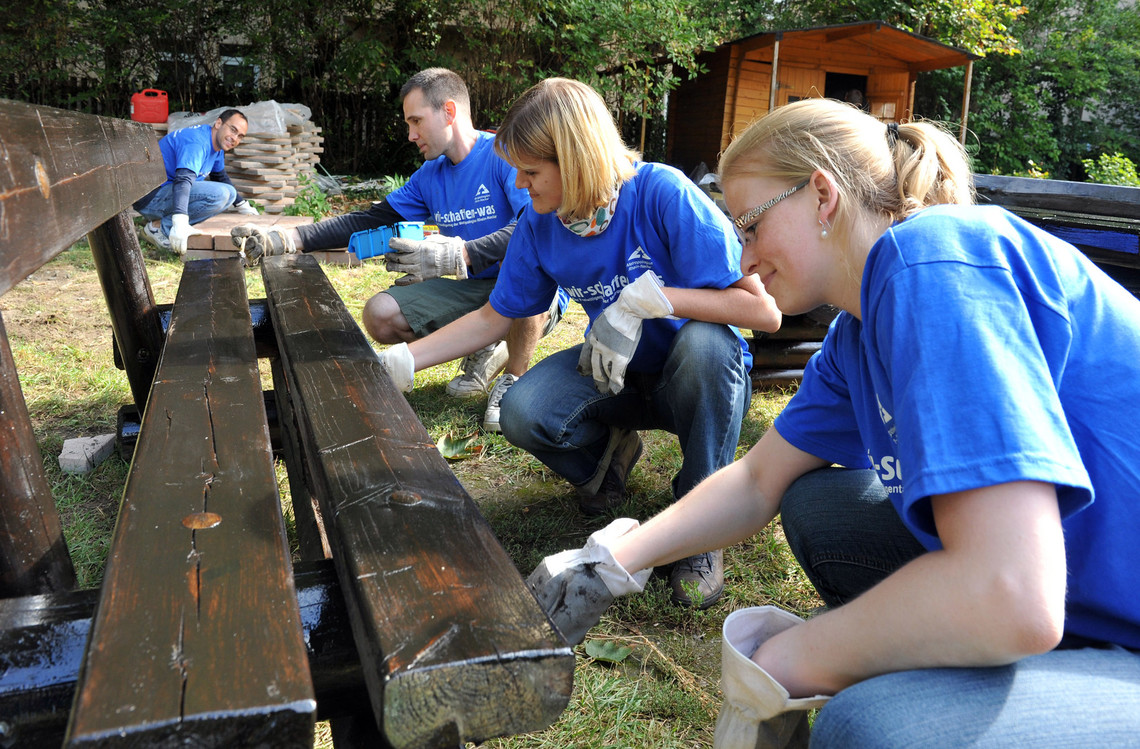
left=778, top=66, right=825, bottom=107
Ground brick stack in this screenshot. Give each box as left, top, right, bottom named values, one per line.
left=225, top=121, right=325, bottom=214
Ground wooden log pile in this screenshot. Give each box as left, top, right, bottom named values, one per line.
left=749, top=307, right=836, bottom=390
left=226, top=121, right=325, bottom=215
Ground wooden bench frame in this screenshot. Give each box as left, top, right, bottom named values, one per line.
left=1, top=100, right=573, bottom=748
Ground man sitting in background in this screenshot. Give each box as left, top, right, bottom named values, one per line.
left=134, top=108, right=258, bottom=254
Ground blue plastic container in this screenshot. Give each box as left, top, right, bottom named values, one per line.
left=347, top=221, right=426, bottom=260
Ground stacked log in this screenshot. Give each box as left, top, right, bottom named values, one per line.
left=749, top=307, right=837, bottom=390
left=226, top=121, right=325, bottom=214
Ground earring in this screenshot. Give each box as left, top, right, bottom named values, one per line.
left=819, top=219, right=830, bottom=239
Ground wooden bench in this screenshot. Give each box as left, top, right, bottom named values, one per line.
left=0, top=99, right=573, bottom=748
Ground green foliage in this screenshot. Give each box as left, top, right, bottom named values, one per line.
left=965, top=0, right=1140, bottom=179
left=1082, top=153, right=1140, bottom=187
left=994, top=159, right=1051, bottom=179
left=284, top=172, right=333, bottom=220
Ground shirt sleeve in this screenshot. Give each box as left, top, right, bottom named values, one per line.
left=774, top=320, right=872, bottom=470
left=869, top=247, right=1093, bottom=537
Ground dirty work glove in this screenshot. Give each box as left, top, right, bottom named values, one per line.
left=168, top=214, right=203, bottom=256
left=233, top=200, right=259, bottom=216
left=377, top=342, right=415, bottom=392
left=385, top=234, right=469, bottom=286
left=713, top=607, right=831, bottom=749
left=526, top=518, right=652, bottom=645
left=577, top=272, right=673, bottom=395
left=231, top=225, right=296, bottom=266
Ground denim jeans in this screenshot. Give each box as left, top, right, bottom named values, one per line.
left=781, top=467, right=927, bottom=607
left=499, top=321, right=751, bottom=499
left=134, top=180, right=237, bottom=235
left=781, top=468, right=1140, bottom=747
left=812, top=646, right=1140, bottom=747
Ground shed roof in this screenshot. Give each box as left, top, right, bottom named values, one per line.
left=729, top=20, right=980, bottom=72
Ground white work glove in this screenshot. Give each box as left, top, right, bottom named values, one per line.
left=168, top=214, right=203, bottom=256
left=233, top=200, right=259, bottom=216
left=385, top=234, right=468, bottom=286
left=526, top=518, right=652, bottom=645
left=577, top=272, right=673, bottom=395
left=377, top=342, right=415, bottom=392
left=713, top=607, right=831, bottom=749
left=231, top=225, right=296, bottom=266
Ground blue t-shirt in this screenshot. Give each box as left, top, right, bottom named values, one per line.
left=490, top=161, right=750, bottom=372
left=776, top=204, right=1140, bottom=649
left=386, top=131, right=529, bottom=281
left=158, top=123, right=225, bottom=184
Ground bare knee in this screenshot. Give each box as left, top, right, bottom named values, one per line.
left=363, top=292, right=413, bottom=344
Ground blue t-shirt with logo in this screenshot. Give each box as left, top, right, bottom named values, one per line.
left=385, top=131, right=529, bottom=281
left=775, top=204, right=1140, bottom=650
left=158, top=123, right=225, bottom=184
left=490, top=161, right=750, bottom=372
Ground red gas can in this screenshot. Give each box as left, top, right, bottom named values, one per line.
left=130, top=89, right=168, bottom=123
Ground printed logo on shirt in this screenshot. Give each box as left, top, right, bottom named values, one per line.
left=434, top=205, right=498, bottom=227
left=867, top=449, right=904, bottom=492
left=563, top=274, right=630, bottom=304
left=876, top=393, right=898, bottom=444
left=474, top=184, right=491, bottom=202
left=627, top=246, right=655, bottom=272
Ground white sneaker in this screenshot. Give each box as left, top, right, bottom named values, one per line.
left=482, top=373, right=518, bottom=433
left=141, top=221, right=171, bottom=251
left=446, top=341, right=508, bottom=398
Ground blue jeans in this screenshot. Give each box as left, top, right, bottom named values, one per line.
left=134, top=180, right=237, bottom=235
left=781, top=468, right=1140, bottom=747
left=499, top=321, right=751, bottom=499
left=813, top=646, right=1140, bottom=747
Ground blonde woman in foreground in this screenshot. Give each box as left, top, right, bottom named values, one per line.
left=530, top=98, right=1140, bottom=748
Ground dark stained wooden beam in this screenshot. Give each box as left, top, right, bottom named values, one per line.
left=0, top=560, right=377, bottom=749
left=0, top=100, right=164, bottom=297
left=261, top=253, right=574, bottom=749
left=0, top=312, right=76, bottom=597
left=66, top=259, right=315, bottom=749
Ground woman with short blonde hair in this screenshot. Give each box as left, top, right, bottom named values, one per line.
left=380, top=77, right=781, bottom=606
left=494, top=77, right=638, bottom=223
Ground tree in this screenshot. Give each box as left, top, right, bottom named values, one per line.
left=966, top=0, right=1140, bottom=178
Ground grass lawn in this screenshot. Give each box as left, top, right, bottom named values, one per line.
left=3, top=221, right=820, bottom=747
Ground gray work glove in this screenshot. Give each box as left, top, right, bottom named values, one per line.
left=377, top=342, right=415, bottom=392
left=714, top=607, right=831, bottom=749
left=526, top=518, right=652, bottom=645
left=577, top=272, right=672, bottom=395
left=385, top=234, right=468, bottom=286
left=230, top=224, right=296, bottom=266
left=168, top=214, right=203, bottom=255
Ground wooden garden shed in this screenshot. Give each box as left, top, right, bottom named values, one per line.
left=665, top=20, right=980, bottom=175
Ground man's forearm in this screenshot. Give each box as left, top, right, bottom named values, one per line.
left=296, top=199, right=404, bottom=251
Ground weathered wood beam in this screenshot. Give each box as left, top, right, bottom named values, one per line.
left=261, top=254, right=574, bottom=749
left=0, top=100, right=164, bottom=296
left=0, top=560, right=375, bottom=749
left=66, top=259, right=315, bottom=749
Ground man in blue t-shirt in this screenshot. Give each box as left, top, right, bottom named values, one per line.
left=133, top=108, right=257, bottom=254
left=231, top=68, right=561, bottom=433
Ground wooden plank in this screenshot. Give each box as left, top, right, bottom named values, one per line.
left=1, top=561, right=373, bottom=748
left=0, top=100, right=165, bottom=296
left=67, top=259, right=315, bottom=749
left=0, top=312, right=77, bottom=597
left=261, top=253, right=574, bottom=749
left=974, top=173, right=1140, bottom=218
